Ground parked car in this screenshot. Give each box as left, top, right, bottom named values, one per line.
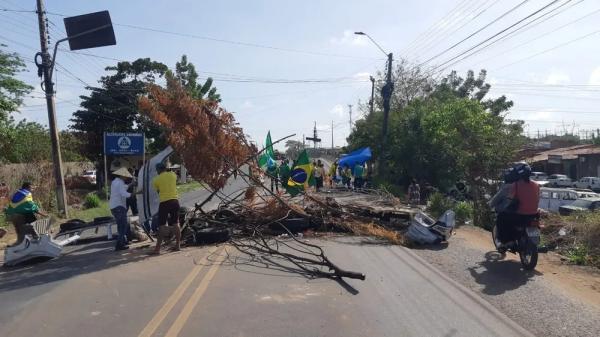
left=530, top=171, right=548, bottom=181
left=82, top=170, right=97, bottom=185
left=547, top=174, right=572, bottom=188
left=538, top=187, right=578, bottom=213
left=574, top=189, right=600, bottom=199
left=572, top=177, right=600, bottom=191
left=559, top=198, right=600, bottom=216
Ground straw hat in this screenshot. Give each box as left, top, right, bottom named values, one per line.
left=112, top=167, right=133, bottom=179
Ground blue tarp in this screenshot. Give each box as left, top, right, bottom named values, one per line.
left=338, top=147, right=372, bottom=168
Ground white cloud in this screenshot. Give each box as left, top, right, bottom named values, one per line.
left=330, top=104, right=344, bottom=117
left=588, top=67, right=600, bottom=85
left=330, top=30, right=367, bottom=46
left=353, top=72, right=371, bottom=81
left=544, top=69, right=570, bottom=85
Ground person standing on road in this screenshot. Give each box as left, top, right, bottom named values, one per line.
left=342, top=164, right=352, bottom=189
left=408, top=179, right=421, bottom=205
left=328, top=160, right=338, bottom=187
left=353, top=163, right=365, bottom=189
left=279, top=159, right=290, bottom=189
left=109, top=168, right=135, bottom=251
left=314, top=160, right=326, bottom=192
left=152, top=163, right=181, bottom=254
left=266, top=161, right=279, bottom=192
left=4, top=182, right=48, bottom=245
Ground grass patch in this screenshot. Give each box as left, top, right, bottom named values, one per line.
left=177, top=180, right=203, bottom=194
left=69, top=199, right=110, bottom=222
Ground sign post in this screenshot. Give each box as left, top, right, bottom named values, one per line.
left=104, top=132, right=145, bottom=199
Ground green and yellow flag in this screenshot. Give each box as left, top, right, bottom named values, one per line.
left=285, top=149, right=313, bottom=196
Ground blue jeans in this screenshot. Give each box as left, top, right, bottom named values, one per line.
left=111, top=206, right=129, bottom=249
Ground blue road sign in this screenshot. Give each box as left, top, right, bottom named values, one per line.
left=104, top=132, right=144, bottom=155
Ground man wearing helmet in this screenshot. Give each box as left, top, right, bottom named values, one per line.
left=490, top=163, right=540, bottom=250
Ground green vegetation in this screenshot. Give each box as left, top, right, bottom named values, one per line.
left=348, top=67, right=523, bottom=227
left=83, top=193, right=101, bottom=209
left=427, top=192, right=454, bottom=218
left=69, top=199, right=110, bottom=222
left=567, top=245, right=588, bottom=265
left=454, top=201, right=474, bottom=226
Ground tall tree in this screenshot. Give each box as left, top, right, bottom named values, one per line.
left=170, top=55, right=221, bottom=102
left=70, top=58, right=169, bottom=161
left=0, top=45, right=33, bottom=118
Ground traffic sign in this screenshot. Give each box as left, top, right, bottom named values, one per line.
left=104, top=132, right=144, bottom=155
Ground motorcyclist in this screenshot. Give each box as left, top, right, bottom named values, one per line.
left=489, top=166, right=519, bottom=249
left=490, top=163, right=540, bottom=251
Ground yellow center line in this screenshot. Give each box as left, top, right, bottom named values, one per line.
left=164, top=248, right=227, bottom=337
left=137, top=246, right=219, bottom=337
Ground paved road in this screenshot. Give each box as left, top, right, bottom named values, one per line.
left=0, top=176, right=534, bottom=337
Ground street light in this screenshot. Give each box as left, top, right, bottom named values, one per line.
left=354, top=32, right=394, bottom=177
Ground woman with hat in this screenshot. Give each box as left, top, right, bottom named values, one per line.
left=110, top=167, right=135, bottom=251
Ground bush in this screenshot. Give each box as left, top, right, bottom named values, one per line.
left=427, top=192, right=454, bottom=218
left=567, top=245, right=588, bottom=265
left=83, top=193, right=101, bottom=209
left=454, top=201, right=473, bottom=226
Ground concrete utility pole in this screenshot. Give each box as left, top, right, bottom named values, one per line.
left=380, top=52, right=394, bottom=176
left=354, top=32, right=393, bottom=177
left=36, top=0, right=68, bottom=216
left=369, top=76, right=375, bottom=115
left=331, top=120, right=334, bottom=149
left=348, top=104, right=353, bottom=133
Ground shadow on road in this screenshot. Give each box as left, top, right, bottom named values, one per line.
left=0, top=240, right=150, bottom=294
left=467, top=251, right=542, bottom=295
left=410, top=242, right=449, bottom=251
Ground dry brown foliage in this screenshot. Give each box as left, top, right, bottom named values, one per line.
left=138, top=78, right=251, bottom=190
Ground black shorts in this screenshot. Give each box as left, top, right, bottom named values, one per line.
left=158, top=199, right=180, bottom=226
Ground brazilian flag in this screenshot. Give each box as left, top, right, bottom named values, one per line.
left=286, top=150, right=313, bottom=196
left=258, top=131, right=274, bottom=168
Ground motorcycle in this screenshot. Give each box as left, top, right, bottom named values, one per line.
left=492, top=214, right=541, bottom=270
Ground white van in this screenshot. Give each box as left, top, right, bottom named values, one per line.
left=538, top=187, right=578, bottom=213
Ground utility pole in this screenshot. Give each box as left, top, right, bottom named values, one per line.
left=369, top=76, right=375, bottom=115
left=348, top=104, right=353, bottom=133
left=379, top=52, right=394, bottom=177
left=331, top=120, right=334, bottom=149
left=36, top=0, right=68, bottom=216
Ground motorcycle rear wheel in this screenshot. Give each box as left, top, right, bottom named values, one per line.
left=519, top=240, right=538, bottom=270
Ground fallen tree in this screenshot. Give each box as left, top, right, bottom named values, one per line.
left=138, top=78, right=415, bottom=281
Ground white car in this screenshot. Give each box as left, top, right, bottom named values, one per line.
left=82, top=170, right=97, bottom=185
left=573, top=177, right=600, bottom=191
left=547, top=174, right=572, bottom=188
left=530, top=171, right=548, bottom=181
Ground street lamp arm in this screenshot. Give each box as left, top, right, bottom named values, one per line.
left=354, top=31, right=388, bottom=57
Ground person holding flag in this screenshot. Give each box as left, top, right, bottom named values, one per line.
left=285, top=150, right=314, bottom=196
left=266, top=160, right=279, bottom=192
left=279, top=159, right=291, bottom=189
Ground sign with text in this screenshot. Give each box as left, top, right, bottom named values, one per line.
left=104, top=132, right=144, bottom=155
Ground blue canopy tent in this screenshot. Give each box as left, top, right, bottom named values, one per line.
left=338, top=147, right=372, bottom=168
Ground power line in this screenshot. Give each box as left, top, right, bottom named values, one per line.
left=439, top=0, right=583, bottom=71
left=472, top=4, right=599, bottom=67
left=400, top=0, right=474, bottom=55
left=416, top=0, right=500, bottom=59
left=420, top=0, right=529, bottom=66
left=494, top=29, right=600, bottom=70
left=429, top=0, right=562, bottom=72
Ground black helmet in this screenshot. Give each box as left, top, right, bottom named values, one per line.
left=155, top=162, right=167, bottom=172
left=503, top=167, right=519, bottom=183
left=513, top=162, right=532, bottom=180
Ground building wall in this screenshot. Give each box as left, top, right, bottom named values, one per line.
left=577, top=154, right=600, bottom=178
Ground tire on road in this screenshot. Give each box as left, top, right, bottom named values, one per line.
left=193, top=227, right=230, bottom=245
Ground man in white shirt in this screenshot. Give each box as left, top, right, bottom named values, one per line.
left=110, top=167, right=134, bottom=251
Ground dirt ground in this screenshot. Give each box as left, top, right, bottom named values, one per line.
left=455, top=225, right=600, bottom=310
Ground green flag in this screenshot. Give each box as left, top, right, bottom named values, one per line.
left=258, top=131, right=274, bottom=168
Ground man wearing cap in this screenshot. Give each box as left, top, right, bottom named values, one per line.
left=110, top=167, right=135, bottom=251
left=152, top=162, right=181, bottom=254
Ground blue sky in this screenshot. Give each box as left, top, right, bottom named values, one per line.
left=2, top=0, right=600, bottom=149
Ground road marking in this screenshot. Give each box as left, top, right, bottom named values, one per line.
left=137, top=247, right=218, bottom=337
left=164, top=249, right=226, bottom=337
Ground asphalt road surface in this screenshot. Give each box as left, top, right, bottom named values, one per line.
left=0, top=176, right=534, bottom=337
